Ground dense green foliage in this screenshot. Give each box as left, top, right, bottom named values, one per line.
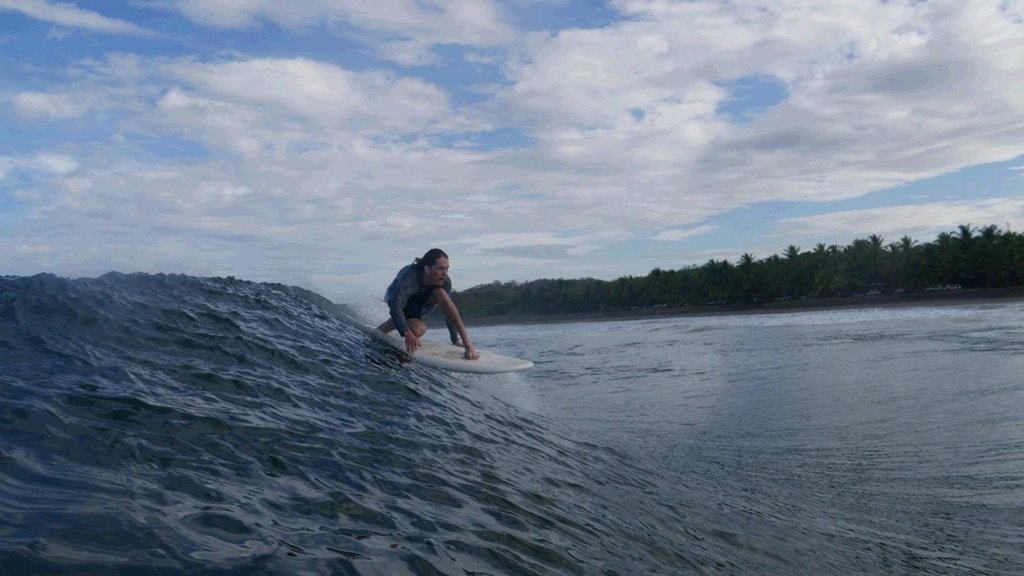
left=453, top=224, right=1024, bottom=318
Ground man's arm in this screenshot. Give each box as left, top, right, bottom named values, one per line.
left=388, top=296, right=411, bottom=337
left=434, top=289, right=478, bottom=360
left=446, top=316, right=460, bottom=344
left=386, top=270, right=419, bottom=338
left=442, top=278, right=460, bottom=343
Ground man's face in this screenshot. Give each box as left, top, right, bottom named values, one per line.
left=424, top=257, right=449, bottom=285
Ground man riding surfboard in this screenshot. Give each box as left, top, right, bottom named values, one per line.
left=377, top=248, right=479, bottom=360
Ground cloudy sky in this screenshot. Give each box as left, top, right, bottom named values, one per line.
left=2, top=0, right=1023, bottom=300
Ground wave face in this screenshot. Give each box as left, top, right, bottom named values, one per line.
left=0, top=273, right=676, bottom=575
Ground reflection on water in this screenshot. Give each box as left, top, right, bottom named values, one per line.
left=473, top=302, right=1024, bottom=574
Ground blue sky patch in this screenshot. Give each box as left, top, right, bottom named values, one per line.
left=437, top=127, right=533, bottom=151
left=715, top=74, right=789, bottom=123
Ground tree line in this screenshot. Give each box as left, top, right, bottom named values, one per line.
left=452, top=224, right=1024, bottom=318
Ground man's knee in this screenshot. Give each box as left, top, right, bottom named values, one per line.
left=432, top=290, right=455, bottom=313
left=407, top=318, right=427, bottom=337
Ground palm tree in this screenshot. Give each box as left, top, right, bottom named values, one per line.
left=1009, top=230, right=1024, bottom=286
left=757, top=254, right=782, bottom=302
left=977, top=225, right=1000, bottom=287
left=885, top=242, right=903, bottom=289
left=897, top=236, right=923, bottom=288
left=866, top=234, right=886, bottom=285
left=956, top=223, right=977, bottom=245
left=932, top=231, right=957, bottom=284
left=782, top=245, right=807, bottom=298
left=899, top=235, right=918, bottom=254
left=956, top=224, right=978, bottom=286
left=810, top=244, right=844, bottom=296
left=737, top=253, right=759, bottom=302
left=701, top=259, right=734, bottom=302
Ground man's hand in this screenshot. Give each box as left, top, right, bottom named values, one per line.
left=454, top=341, right=479, bottom=360
left=404, top=331, right=420, bottom=354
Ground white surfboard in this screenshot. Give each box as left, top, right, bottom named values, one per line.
left=364, top=327, right=534, bottom=374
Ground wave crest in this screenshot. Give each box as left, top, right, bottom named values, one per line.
left=0, top=273, right=662, bottom=575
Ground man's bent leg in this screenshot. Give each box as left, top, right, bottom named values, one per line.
left=378, top=317, right=426, bottom=336
left=407, top=318, right=427, bottom=337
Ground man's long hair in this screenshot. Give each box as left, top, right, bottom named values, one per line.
left=413, top=248, right=448, bottom=268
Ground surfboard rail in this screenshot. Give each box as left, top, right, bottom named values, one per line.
left=362, top=326, right=534, bottom=374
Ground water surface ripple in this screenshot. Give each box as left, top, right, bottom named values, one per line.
left=2, top=273, right=1023, bottom=574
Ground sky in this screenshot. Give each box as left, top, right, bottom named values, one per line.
left=2, top=0, right=1024, bottom=301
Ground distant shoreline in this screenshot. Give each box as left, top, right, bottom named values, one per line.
left=459, top=286, right=1024, bottom=327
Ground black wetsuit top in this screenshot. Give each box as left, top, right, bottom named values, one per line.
left=385, top=265, right=458, bottom=343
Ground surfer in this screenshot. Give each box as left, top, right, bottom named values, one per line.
left=377, top=248, right=480, bottom=360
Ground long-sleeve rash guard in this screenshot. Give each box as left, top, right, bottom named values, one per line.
left=385, top=264, right=459, bottom=343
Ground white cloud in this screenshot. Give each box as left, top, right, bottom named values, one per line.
left=376, top=39, right=438, bottom=67
left=656, top=225, right=719, bottom=242
left=167, top=58, right=368, bottom=120
left=456, top=229, right=632, bottom=261
left=30, top=153, right=78, bottom=174
left=16, top=243, right=56, bottom=255
left=779, top=197, right=1024, bottom=243
left=153, top=89, right=283, bottom=158
left=0, top=0, right=157, bottom=36
left=0, top=152, right=79, bottom=177
left=149, top=107, right=330, bottom=164
left=58, top=175, right=93, bottom=193
left=11, top=91, right=92, bottom=119
left=155, top=57, right=452, bottom=146
left=168, top=0, right=266, bottom=28
left=171, top=0, right=515, bottom=62
left=13, top=188, right=44, bottom=203
left=4, top=1, right=1024, bottom=291
left=358, top=213, right=422, bottom=233
left=497, top=0, right=1024, bottom=212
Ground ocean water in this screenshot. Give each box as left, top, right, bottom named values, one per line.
left=2, top=273, right=1023, bottom=575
